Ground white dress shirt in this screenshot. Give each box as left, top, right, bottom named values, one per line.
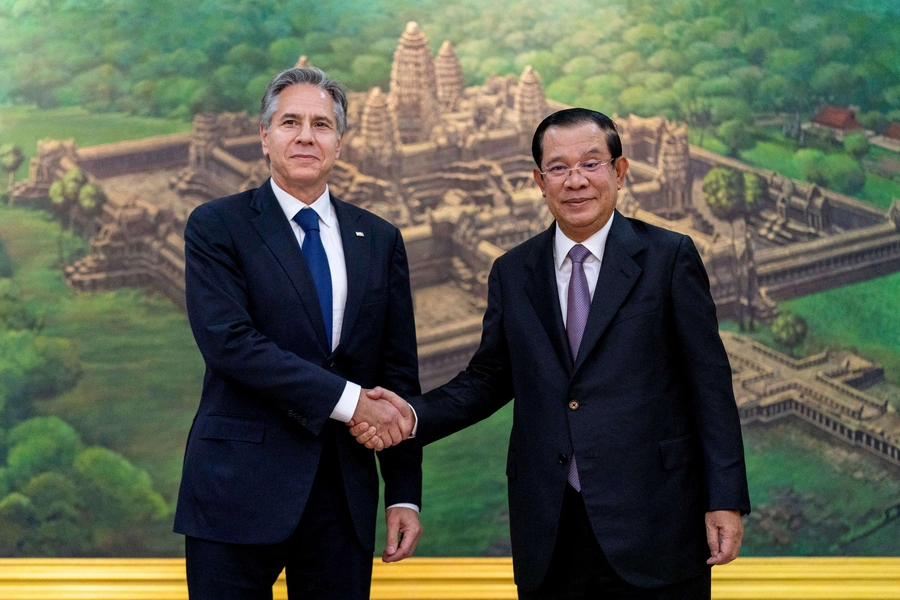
left=553, top=212, right=615, bottom=326
left=272, top=179, right=418, bottom=512
left=271, top=179, right=361, bottom=423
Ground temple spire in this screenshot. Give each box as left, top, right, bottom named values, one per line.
left=388, top=21, right=440, bottom=144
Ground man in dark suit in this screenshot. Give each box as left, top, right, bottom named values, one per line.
left=355, top=108, right=750, bottom=599
left=174, top=66, right=423, bottom=599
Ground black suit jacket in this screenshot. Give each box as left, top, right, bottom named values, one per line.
left=174, top=181, right=421, bottom=550
left=412, top=212, right=750, bottom=589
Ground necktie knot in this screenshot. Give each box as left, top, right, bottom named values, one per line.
left=293, top=208, right=320, bottom=233
left=568, top=244, right=591, bottom=265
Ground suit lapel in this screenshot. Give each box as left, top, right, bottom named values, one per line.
left=332, top=196, right=369, bottom=351
left=573, top=212, right=645, bottom=374
left=249, top=181, right=330, bottom=352
left=524, top=226, right=573, bottom=377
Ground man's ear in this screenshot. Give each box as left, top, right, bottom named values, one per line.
left=260, top=123, right=269, bottom=158
left=533, top=168, right=546, bottom=197
left=614, top=156, right=629, bottom=190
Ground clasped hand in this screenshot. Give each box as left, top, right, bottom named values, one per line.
left=348, top=387, right=414, bottom=451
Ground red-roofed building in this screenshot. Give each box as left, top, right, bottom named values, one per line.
left=886, top=123, right=900, bottom=141
left=810, top=106, right=864, bottom=139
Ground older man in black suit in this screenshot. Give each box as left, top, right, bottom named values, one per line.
left=356, top=108, right=750, bottom=599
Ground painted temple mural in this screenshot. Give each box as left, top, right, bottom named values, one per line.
left=1, top=0, right=899, bottom=557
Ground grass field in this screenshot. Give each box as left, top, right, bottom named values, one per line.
left=0, top=105, right=191, bottom=181
left=780, top=273, right=900, bottom=386
left=0, top=204, right=203, bottom=507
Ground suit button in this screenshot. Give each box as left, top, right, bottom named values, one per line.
left=300, top=417, right=308, bottom=426
left=569, top=401, right=579, bottom=411
left=287, top=410, right=296, bottom=416
left=558, top=453, right=568, bottom=464
left=328, top=361, right=336, bottom=368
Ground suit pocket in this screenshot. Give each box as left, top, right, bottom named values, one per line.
left=361, top=287, right=388, bottom=306
left=659, top=434, right=695, bottom=470
left=506, top=449, right=517, bottom=479
left=197, top=414, right=264, bottom=443
left=611, top=298, right=660, bottom=324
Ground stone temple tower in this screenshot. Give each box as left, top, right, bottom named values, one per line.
left=513, top=66, right=548, bottom=133
left=388, top=21, right=440, bottom=145
left=360, top=88, right=394, bottom=154
left=656, top=123, right=691, bottom=215
left=435, top=40, right=465, bottom=112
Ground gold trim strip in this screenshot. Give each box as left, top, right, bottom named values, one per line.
left=1, top=557, right=899, bottom=599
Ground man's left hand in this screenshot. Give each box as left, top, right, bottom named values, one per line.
left=383, top=506, right=422, bottom=563
left=705, top=510, right=743, bottom=566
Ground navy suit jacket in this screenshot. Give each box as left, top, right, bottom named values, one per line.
left=412, top=212, right=750, bottom=589
left=174, top=181, right=421, bottom=550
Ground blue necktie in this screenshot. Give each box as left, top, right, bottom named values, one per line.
left=293, top=208, right=333, bottom=347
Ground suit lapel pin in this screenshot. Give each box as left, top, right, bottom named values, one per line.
left=355, top=231, right=365, bottom=237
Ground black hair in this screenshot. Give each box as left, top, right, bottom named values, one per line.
left=531, top=108, right=622, bottom=168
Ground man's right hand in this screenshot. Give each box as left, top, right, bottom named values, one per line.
left=349, top=387, right=414, bottom=450
left=348, top=387, right=414, bottom=450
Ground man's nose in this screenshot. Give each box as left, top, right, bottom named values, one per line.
left=565, top=169, right=589, bottom=188
left=295, top=122, right=314, bottom=143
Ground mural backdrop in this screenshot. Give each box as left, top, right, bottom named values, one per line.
left=1, top=0, right=899, bottom=558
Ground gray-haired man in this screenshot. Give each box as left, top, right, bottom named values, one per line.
left=174, top=67, right=423, bottom=599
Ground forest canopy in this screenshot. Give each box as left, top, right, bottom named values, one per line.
left=0, top=0, right=897, bottom=125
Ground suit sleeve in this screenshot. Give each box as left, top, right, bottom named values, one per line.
left=376, top=228, right=424, bottom=508
left=184, top=203, right=346, bottom=436
left=671, top=235, right=751, bottom=515
left=410, top=259, right=515, bottom=446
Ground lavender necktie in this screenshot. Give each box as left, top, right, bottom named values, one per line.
left=566, top=244, right=592, bottom=492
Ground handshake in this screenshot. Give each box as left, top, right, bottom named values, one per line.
left=347, top=387, right=413, bottom=451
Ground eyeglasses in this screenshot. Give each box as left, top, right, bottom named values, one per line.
left=539, top=158, right=616, bottom=181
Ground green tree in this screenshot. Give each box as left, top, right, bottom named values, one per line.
left=77, top=182, right=106, bottom=220
left=49, top=168, right=87, bottom=230
left=21, top=471, right=88, bottom=556
left=772, top=312, right=808, bottom=355
left=743, top=172, right=768, bottom=216
left=843, top=133, right=870, bottom=160
left=0, top=278, right=36, bottom=330
left=546, top=76, right=582, bottom=106
left=703, top=167, right=749, bottom=327
left=823, top=155, right=866, bottom=195
left=858, top=111, right=887, bottom=135
left=794, top=149, right=828, bottom=186
left=4, top=417, right=83, bottom=488
left=73, top=447, right=168, bottom=527
left=0, top=144, right=24, bottom=205
left=0, top=492, right=36, bottom=555
left=717, top=119, right=754, bottom=157
left=703, top=167, right=746, bottom=223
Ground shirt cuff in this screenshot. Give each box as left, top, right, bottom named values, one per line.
left=387, top=503, right=420, bottom=513
left=330, top=381, right=361, bottom=422
left=408, top=404, right=418, bottom=438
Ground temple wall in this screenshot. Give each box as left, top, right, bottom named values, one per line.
left=78, top=133, right=192, bottom=178
left=403, top=224, right=454, bottom=289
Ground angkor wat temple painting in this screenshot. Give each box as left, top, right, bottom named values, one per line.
left=1, top=0, right=899, bottom=558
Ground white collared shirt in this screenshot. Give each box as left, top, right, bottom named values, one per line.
left=271, top=179, right=419, bottom=513
left=552, top=212, right=615, bottom=326
left=270, top=178, right=360, bottom=423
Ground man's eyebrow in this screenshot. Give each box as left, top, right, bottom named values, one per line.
left=278, top=112, right=335, bottom=124
left=545, top=147, right=606, bottom=164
